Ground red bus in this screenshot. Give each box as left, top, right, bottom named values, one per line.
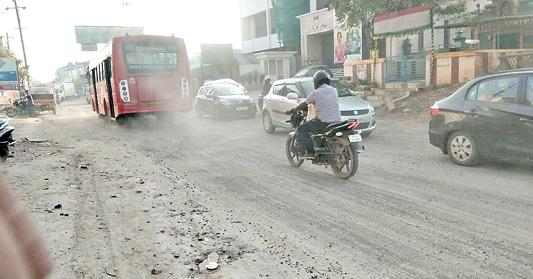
left=88, top=35, right=193, bottom=121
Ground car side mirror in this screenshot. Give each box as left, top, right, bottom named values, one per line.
left=287, top=93, right=299, bottom=100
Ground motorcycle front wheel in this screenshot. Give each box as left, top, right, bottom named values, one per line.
left=6, top=108, right=17, bottom=117
left=286, top=135, right=304, bottom=167
left=329, top=140, right=358, bottom=179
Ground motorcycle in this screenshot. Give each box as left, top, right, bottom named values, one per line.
left=0, top=118, right=15, bottom=161
left=6, top=99, right=40, bottom=118
left=286, top=110, right=364, bottom=179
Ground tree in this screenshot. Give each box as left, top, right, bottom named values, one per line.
left=325, top=0, right=463, bottom=26
left=0, top=45, right=16, bottom=59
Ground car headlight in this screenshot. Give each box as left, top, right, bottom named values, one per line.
left=218, top=98, right=231, bottom=105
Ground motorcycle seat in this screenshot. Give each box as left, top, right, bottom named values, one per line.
left=325, top=120, right=349, bottom=130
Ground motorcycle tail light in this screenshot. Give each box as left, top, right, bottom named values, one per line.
left=348, top=121, right=360, bottom=129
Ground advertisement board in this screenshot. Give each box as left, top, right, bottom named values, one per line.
left=74, top=26, right=144, bottom=51
left=334, top=22, right=362, bottom=63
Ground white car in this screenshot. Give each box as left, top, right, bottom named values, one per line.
left=261, top=77, right=376, bottom=136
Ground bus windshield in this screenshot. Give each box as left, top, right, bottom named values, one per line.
left=123, top=41, right=178, bottom=73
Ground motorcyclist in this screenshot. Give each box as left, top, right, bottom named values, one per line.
left=261, top=77, right=272, bottom=97
left=286, top=71, right=341, bottom=158
left=23, top=90, right=34, bottom=109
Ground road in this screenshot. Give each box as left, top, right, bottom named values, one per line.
left=3, top=99, right=532, bottom=279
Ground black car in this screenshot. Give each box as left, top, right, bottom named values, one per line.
left=195, top=83, right=256, bottom=118
left=429, top=70, right=533, bottom=166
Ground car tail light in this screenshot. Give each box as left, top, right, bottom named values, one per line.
left=430, top=105, right=439, bottom=117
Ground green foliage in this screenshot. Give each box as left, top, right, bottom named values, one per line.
left=325, top=0, right=463, bottom=26
left=0, top=45, right=16, bottom=59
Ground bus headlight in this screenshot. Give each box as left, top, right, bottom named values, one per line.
left=120, top=80, right=131, bottom=103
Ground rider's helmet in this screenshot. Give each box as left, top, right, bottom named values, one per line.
left=313, top=70, right=331, bottom=89
left=264, top=76, right=271, bottom=84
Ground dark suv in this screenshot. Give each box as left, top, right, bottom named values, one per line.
left=429, top=70, right=533, bottom=166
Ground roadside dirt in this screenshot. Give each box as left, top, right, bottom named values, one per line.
left=377, top=86, right=460, bottom=123
left=2, top=98, right=532, bottom=279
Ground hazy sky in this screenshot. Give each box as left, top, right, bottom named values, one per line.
left=0, top=0, right=242, bottom=81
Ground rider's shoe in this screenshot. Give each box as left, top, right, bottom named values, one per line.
left=301, top=152, right=315, bottom=159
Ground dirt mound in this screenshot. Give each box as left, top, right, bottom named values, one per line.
left=378, top=86, right=460, bottom=122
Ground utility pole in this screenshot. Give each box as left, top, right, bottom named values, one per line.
left=6, top=0, right=29, bottom=86
left=6, top=33, right=11, bottom=50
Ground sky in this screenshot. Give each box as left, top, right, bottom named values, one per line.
left=0, top=0, right=242, bottom=81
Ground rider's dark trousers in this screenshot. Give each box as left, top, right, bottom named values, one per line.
left=296, top=118, right=328, bottom=154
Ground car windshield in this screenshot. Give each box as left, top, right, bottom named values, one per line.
left=213, top=85, right=246, bottom=96
left=5, top=1, right=532, bottom=279
left=300, top=80, right=353, bottom=97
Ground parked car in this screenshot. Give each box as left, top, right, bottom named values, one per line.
left=294, top=65, right=333, bottom=78
left=429, top=70, right=533, bottom=166
left=262, top=77, right=376, bottom=136
left=195, top=82, right=256, bottom=118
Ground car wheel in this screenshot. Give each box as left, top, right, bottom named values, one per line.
left=447, top=131, right=480, bottom=166
left=262, top=112, right=275, bottom=133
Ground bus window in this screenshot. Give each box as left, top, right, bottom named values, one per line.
left=122, top=41, right=178, bottom=73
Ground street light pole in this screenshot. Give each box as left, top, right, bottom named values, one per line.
left=12, top=0, right=28, bottom=74
left=6, top=0, right=29, bottom=86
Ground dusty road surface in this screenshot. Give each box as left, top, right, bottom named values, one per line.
left=3, top=98, right=532, bottom=279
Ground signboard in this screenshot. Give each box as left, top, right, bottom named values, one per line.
left=0, top=58, right=17, bottom=83
left=299, top=9, right=334, bottom=35
left=373, top=4, right=432, bottom=37
left=81, top=43, right=98, bottom=51
left=334, top=22, right=362, bottom=63
left=74, top=26, right=144, bottom=51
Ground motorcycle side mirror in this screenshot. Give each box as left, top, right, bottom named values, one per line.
left=287, top=93, right=299, bottom=100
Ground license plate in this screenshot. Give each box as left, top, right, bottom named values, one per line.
left=236, top=106, right=248, bottom=111
left=348, top=134, right=362, bottom=143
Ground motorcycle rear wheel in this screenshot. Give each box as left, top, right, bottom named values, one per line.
left=329, top=141, right=358, bottom=179
left=286, top=135, right=304, bottom=167
left=30, top=109, right=40, bottom=118
left=6, top=108, right=17, bottom=117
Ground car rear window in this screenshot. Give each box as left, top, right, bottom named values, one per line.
left=476, top=76, right=520, bottom=104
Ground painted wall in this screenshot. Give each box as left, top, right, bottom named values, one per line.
left=426, top=49, right=533, bottom=86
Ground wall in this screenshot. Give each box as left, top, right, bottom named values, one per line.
left=344, top=59, right=385, bottom=86
left=298, top=8, right=335, bottom=65
left=242, top=34, right=282, bottom=53
left=240, top=0, right=271, bottom=18
left=426, top=49, right=533, bottom=86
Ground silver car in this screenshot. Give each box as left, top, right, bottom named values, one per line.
left=262, top=77, right=376, bottom=136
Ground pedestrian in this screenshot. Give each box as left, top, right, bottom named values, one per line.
left=0, top=177, right=52, bottom=279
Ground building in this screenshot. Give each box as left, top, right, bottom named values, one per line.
left=344, top=0, right=533, bottom=87
left=54, top=62, right=89, bottom=98
left=240, top=0, right=310, bottom=80
left=297, top=1, right=335, bottom=67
